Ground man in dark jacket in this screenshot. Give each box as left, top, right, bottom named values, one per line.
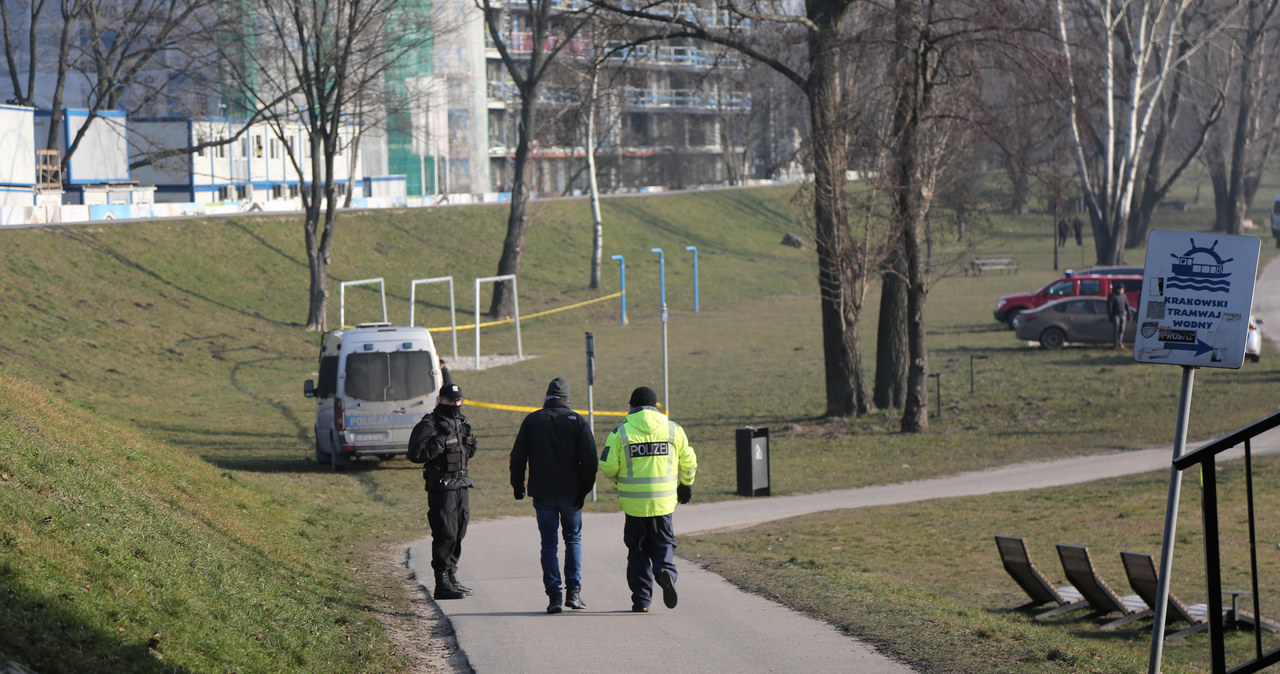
left=510, top=377, right=597, bottom=614
left=1107, top=285, right=1128, bottom=349
left=408, top=383, right=479, bottom=600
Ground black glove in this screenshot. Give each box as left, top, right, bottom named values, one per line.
left=513, top=486, right=525, bottom=500
left=677, top=483, right=692, bottom=504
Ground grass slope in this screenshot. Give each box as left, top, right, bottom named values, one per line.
left=0, top=370, right=405, bottom=672
left=1, top=183, right=1278, bottom=671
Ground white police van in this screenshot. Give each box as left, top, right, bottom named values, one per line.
left=304, top=323, right=443, bottom=470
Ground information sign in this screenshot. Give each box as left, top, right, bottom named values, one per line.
left=1134, top=230, right=1260, bottom=368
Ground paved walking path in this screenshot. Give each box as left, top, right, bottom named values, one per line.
left=406, top=255, right=1280, bottom=673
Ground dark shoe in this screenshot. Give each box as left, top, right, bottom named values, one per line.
left=565, top=587, right=586, bottom=610
left=631, top=604, right=648, bottom=613
left=448, top=570, right=474, bottom=595
left=656, top=569, right=678, bottom=609
left=433, top=572, right=465, bottom=600
left=547, top=592, right=564, bottom=614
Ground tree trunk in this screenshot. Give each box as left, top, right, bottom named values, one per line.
left=1227, top=0, right=1261, bottom=237
left=490, top=92, right=537, bottom=318
left=587, top=69, right=603, bottom=290
left=1005, top=154, right=1030, bottom=214
left=807, top=18, right=867, bottom=418
left=892, top=0, right=930, bottom=433
left=1205, top=146, right=1231, bottom=232
left=304, top=133, right=333, bottom=332
left=874, top=263, right=907, bottom=409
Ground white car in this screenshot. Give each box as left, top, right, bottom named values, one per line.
left=1246, top=315, right=1263, bottom=363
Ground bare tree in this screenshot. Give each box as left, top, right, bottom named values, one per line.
left=1, top=0, right=224, bottom=172
left=1197, top=0, right=1280, bottom=236
left=1054, top=0, right=1235, bottom=264
left=482, top=0, right=598, bottom=318
left=590, top=0, right=874, bottom=417
left=215, top=0, right=431, bottom=331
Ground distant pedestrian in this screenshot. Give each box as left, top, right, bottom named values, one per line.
left=599, top=386, right=697, bottom=612
left=1073, top=217, right=1084, bottom=246
left=1108, top=285, right=1128, bottom=349
left=408, top=383, right=479, bottom=600
left=510, top=377, right=598, bottom=614
left=1057, top=218, right=1070, bottom=247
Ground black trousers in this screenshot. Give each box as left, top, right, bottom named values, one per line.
left=427, top=488, right=470, bottom=573
left=623, top=513, right=676, bottom=607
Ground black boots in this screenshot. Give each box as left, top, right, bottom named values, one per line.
left=656, top=569, right=678, bottom=609
left=548, top=588, right=584, bottom=613
left=448, top=570, right=474, bottom=595
left=433, top=571, right=466, bottom=600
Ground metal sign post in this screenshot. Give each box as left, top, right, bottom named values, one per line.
left=686, top=245, right=699, bottom=312
left=1136, top=231, right=1260, bottom=672
left=651, top=247, right=668, bottom=412
left=586, top=331, right=596, bottom=502
left=612, top=254, right=627, bottom=326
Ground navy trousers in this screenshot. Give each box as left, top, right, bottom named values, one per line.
left=623, top=513, right=677, bottom=608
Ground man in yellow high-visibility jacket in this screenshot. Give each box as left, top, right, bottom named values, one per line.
left=599, top=386, right=697, bottom=612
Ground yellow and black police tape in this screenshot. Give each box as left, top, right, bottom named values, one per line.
left=464, top=399, right=632, bottom=418
left=426, top=291, right=623, bottom=333
left=424, top=290, right=660, bottom=418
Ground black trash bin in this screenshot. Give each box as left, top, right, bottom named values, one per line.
left=735, top=426, right=770, bottom=497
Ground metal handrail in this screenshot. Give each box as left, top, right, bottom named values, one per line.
left=1171, top=410, right=1280, bottom=673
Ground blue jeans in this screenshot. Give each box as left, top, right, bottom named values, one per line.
left=533, top=497, right=583, bottom=595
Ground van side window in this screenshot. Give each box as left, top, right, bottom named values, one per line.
left=1078, top=279, right=1102, bottom=295
left=316, top=356, right=339, bottom=398
left=344, top=351, right=437, bottom=401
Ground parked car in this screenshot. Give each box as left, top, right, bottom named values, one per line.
left=994, top=272, right=1142, bottom=328
left=1013, top=296, right=1136, bottom=349
left=1246, top=315, right=1263, bottom=363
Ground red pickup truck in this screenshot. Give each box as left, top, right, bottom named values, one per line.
left=993, top=272, right=1142, bottom=328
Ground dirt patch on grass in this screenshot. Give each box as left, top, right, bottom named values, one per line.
left=373, top=543, right=470, bottom=673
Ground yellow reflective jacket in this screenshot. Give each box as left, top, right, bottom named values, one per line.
left=599, top=407, right=696, bottom=517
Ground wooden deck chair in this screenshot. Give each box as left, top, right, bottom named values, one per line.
left=1121, top=551, right=1280, bottom=639
left=994, top=536, right=1086, bottom=618
left=1120, top=551, right=1214, bottom=640
left=1055, top=544, right=1151, bottom=629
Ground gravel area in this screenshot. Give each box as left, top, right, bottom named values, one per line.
left=440, top=354, right=537, bottom=371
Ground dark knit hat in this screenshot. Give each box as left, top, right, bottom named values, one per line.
left=629, top=386, right=658, bottom=408
left=545, top=377, right=570, bottom=399
left=439, top=383, right=463, bottom=400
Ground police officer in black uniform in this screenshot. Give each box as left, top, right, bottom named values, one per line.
left=408, top=383, right=479, bottom=600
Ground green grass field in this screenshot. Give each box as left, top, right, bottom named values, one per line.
left=2, top=183, right=1278, bottom=671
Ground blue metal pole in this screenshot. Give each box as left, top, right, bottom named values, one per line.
left=651, top=248, right=665, bottom=306
left=612, top=254, right=627, bottom=326
left=685, top=245, right=699, bottom=312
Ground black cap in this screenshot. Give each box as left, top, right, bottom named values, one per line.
left=629, top=386, right=658, bottom=408
left=545, top=377, right=570, bottom=399
left=439, top=383, right=463, bottom=400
